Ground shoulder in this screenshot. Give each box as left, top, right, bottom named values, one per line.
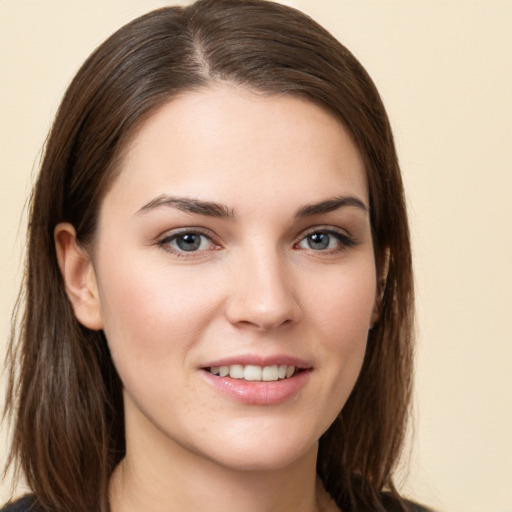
left=0, top=495, right=38, bottom=512
left=379, top=493, right=436, bottom=512
left=402, top=499, right=436, bottom=512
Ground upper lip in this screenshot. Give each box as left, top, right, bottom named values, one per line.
left=200, top=354, right=313, bottom=370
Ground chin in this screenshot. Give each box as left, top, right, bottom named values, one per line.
left=208, top=444, right=317, bottom=474
left=192, top=426, right=320, bottom=474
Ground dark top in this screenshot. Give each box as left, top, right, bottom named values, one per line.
left=0, top=495, right=36, bottom=512
left=1, top=494, right=434, bottom=512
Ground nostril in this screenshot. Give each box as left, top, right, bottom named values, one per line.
left=223, top=261, right=302, bottom=329
left=229, top=312, right=299, bottom=331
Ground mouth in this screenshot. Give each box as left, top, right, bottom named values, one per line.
left=200, top=358, right=312, bottom=405
left=206, top=364, right=299, bottom=382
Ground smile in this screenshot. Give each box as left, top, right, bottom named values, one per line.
left=208, top=364, right=296, bottom=381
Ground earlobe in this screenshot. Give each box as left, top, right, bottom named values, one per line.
left=54, top=223, right=103, bottom=330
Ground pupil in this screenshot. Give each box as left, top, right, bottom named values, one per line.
left=308, top=232, right=329, bottom=250
left=177, top=234, right=200, bottom=251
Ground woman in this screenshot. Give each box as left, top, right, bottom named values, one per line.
left=3, top=1, right=416, bottom=511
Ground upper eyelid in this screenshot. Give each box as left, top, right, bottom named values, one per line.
left=158, top=226, right=217, bottom=242
left=157, top=228, right=221, bottom=255
left=155, top=225, right=354, bottom=247
left=295, top=225, right=352, bottom=240
left=294, top=226, right=357, bottom=251
left=157, top=229, right=221, bottom=258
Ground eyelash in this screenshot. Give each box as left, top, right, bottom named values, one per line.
left=293, top=227, right=356, bottom=254
left=157, top=228, right=220, bottom=257
left=157, top=226, right=356, bottom=258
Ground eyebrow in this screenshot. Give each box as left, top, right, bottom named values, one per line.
left=135, top=194, right=367, bottom=219
left=295, top=195, right=368, bottom=218
left=135, top=195, right=233, bottom=218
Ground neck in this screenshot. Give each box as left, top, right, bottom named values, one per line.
left=109, top=431, right=335, bottom=512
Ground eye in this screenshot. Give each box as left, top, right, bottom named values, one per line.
left=159, top=229, right=219, bottom=255
left=296, top=229, right=355, bottom=252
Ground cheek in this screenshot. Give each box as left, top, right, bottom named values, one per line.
left=95, top=254, right=221, bottom=371
left=307, top=260, right=377, bottom=341
left=303, top=261, right=376, bottom=402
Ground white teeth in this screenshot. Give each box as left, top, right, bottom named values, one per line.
left=209, top=364, right=296, bottom=381
left=262, top=365, right=279, bottom=381
left=229, top=364, right=244, bottom=379
left=244, top=365, right=262, bottom=381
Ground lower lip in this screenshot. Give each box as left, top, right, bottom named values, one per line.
left=201, top=370, right=311, bottom=405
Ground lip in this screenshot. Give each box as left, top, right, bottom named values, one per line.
left=199, top=354, right=313, bottom=406
left=201, top=354, right=312, bottom=369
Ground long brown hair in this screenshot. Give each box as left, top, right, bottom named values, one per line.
left=4, top=1, right=414, bottom=511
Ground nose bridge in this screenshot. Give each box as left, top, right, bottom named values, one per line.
left=225, top=241, right=301, bottom=330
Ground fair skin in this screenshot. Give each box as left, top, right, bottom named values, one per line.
left=56, top=85, right=379, bottom=512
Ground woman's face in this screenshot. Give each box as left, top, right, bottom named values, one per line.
left=89, top=85, right=378, bottom=471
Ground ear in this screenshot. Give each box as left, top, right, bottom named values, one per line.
left=54, top=223, right=103, bottom=330
left=370, top=248, right=390, bottom=327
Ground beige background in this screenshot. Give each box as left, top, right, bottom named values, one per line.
left=1, top=1, right=511, bottom=511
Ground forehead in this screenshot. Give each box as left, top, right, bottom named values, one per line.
left=105, top=84, right=368, bottom=215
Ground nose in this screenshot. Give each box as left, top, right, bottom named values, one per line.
left=224, top=249, right=302, bottom=331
